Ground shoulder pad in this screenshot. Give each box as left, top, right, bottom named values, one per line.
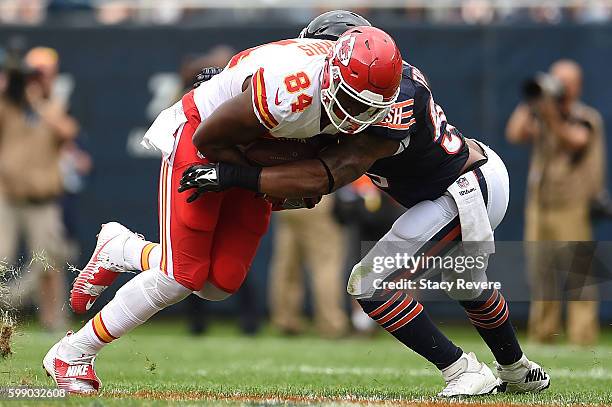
left=251, top=64, right=319, bottom=138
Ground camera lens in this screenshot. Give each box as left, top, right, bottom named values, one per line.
left=522, top=78, right=543, bottom=101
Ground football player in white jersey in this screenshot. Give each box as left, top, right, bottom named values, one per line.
left=44, top=27, right=403, bottom=394
left=180, top=11, right=551, bottom=398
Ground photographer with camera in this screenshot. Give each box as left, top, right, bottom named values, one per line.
left=0, top=44, right=79, bottom=331
left=506, top=59, right=606, bottom=345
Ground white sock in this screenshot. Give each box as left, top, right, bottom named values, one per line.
left=67, top=269, right=190, bottom=355
left=121, top=236, right=147, bottom=270
left=146, top=245, right=161, bottom=271
left=67, top=323, right=105, bottom=355
left=112, top=234, right=161, bottom=272
left=500, top=354, right=528, bottom=371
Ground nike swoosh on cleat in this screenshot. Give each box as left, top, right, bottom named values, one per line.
left=85, top=299, right=96, bottom=311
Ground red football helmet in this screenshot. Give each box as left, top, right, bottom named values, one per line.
left=321, top=26, right=403, bottom=134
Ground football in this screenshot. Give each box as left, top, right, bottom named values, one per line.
left=243, top=136, right=335, bottom=166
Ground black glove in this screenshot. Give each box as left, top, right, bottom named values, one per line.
left=179, top=163, right=261, bottom=203
left=178, top=163, right=222, bottom=203
left=193, top=67, right=224, bottom=88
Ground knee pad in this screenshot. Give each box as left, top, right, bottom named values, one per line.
left=106, top=269, right=191, bottom=331
left=208, top=257, right=249, bottom=294
left=127, top=268, right=191, bottom=310
left=194, top=282, right=232, bottom=301
left=347, top=262, right=376, bottom=299
left=99, top=269, right=190, bottom=336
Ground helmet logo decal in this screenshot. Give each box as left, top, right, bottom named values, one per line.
left=335, top=35, right=356, bottom=67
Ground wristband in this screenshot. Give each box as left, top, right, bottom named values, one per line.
left=317, top=157, right=335, bottom=194
left=219, top=163, right=262, bottom=192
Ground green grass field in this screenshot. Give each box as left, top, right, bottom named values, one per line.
left=1, top=320, right=611, bottom=406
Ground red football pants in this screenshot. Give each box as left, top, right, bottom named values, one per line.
left=158, top=90, right=271, bottom=292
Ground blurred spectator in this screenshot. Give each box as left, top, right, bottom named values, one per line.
left=403, top=5, right=427, bottom=22
left=529, top=2, right=564, bottom=24
left=506, top=59, right=606, bottom=345
left=569, top=0, right=612, bottom=23
left=461, top=0, right=495, bottom=24
left=134, top=0, right=183, bottom=25
left=0, top=46, right=79, bottom=331
left=1, top=2, right=612, bottom=26
left=95, top=1, right=133, bottom=25
left=269, top=195, right=349, bottom=338
left=0, top=0, right=46, bottom=25
left=427, top=5, right=463, bottom=24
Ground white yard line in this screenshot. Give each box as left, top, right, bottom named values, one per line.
left=194, top=364, right=612, bottom=381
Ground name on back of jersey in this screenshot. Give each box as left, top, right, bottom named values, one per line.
left=375, top=99, right=415, bottom=131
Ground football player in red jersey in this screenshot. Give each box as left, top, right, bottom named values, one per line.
left=44, top=27, right=403, bottom=394
left=180, top=10, right=550, bottom=397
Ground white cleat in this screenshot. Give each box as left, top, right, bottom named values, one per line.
left=438, top=352, right=501, bottom=397
left=43, top=332, right=101, bottom=394
left=70, top=222, right=138, bottom=314
left=496, top=354, right=550, bottom=393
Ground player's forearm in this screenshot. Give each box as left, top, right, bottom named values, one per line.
left=258, top=153, right=370, bottom=198
left=322, top=154, right=370, bottom=191
left=258, top=159, right=330, bottom=198
left=203, top=145, right=250, bottom=166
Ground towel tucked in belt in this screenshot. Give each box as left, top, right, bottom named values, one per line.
left=447, top=170, right=495, bottom=255
left=141, top=100, right=187, bottom=159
